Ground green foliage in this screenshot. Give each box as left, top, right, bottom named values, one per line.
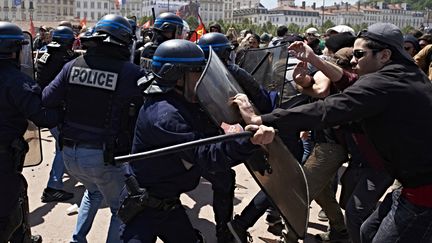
left=186, top=16, right=199, bottom=30
left=365, top=0, right=432, bottom=10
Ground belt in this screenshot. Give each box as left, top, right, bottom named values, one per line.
left=62, top=139, right=104, bottom=150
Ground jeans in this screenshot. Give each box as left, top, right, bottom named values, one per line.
left=46, top=127, right=65, bottom=189
left=344, top=166, right=393, bottom=243
left=63, top=145, right=126, bottom=243
left=360, top=189, right=432, bottom=243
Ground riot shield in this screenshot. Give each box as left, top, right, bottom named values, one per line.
left=23, top=121, right=43, bottom=167
left=240, top=44, right=289, bottom=107
left=196, top=48, right=309, bottom=239
left=21, top=31, right=36, bottom=79
left=130, top=39, right=137, bottom=63
left=21, top=32, right=43, bottom=167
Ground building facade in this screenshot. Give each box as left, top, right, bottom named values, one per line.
left=75, top=0, right=142, bottom=21
left=0, top=0, right=74, bottom=21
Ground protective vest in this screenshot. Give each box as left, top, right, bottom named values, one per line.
left=63, top=55, right=123, bottom=140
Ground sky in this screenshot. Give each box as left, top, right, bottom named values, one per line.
left=260, top=0, right=361, bottom=9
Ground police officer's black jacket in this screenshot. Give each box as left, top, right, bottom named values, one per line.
left=260, top=61, right=432, bottom=188
left=42, top=44, right=144, bottom=145
left=0, top=60, right=61, bottom=144
left=130, top=92, right=259, bottom=198
left=36, top=45, right=79, bottom=89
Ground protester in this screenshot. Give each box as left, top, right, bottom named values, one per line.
left=234, top=23, right=432, bottom=243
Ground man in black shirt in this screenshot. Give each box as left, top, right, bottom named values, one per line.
left=234, top=23, right=432, bottom=243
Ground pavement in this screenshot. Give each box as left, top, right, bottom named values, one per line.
left=23, top=128, right=335, bottom=243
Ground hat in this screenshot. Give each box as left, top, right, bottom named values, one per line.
left=260, top=33, right=272, bottom=43
left=39, top=25, right=47, bottom=31
left=333, top=47, right=353, bottom=68
left=404, top=35, right=421, bottom=53
left=358, top=22, right=413, bottom=63
left=306, top=27, right=320, bottom=37
left=326, top=25, right=355, bottom=36
left=325, top=32, right=355, bottom=53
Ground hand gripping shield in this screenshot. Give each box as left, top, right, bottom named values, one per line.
left=240, top=44, right=289, bottom=107
left=195, top=48, right=309, bottom=239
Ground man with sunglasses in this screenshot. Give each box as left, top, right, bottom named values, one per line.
left=234, top=22, right=432, bottom=243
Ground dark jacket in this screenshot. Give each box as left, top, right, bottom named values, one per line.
left=261, top=61, right=432, bottom=188
left=129, top=92, right=258, bottom=198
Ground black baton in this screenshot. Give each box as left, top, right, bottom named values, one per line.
left=115, top=131, right=253, bottom=164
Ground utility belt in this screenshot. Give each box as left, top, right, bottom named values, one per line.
left=118, top=176, right=181, bottom=224
left=0, top=138, right=29, bottom=172
left=61, top=138, right=115, bottom=165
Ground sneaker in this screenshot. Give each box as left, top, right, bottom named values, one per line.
left=31, top=234, right=43, bottom=243
left=315, top=229, right=350, bottom=242
left=267, top=222, right=283, bottom=236
left=41, top=187, right=74, bottom=203
left=265, top=213, right=282, bottom=226
left=227, top=216, right=253, bottom=243
left=317, top=209, right=329, bottom=222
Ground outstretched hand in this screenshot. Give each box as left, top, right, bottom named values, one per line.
left=293, top=61, right=314, bottom=88
left=288, top=41, right=318, bottom=63
left=245, top=124, right=275, bottom=145
left=232, top=93, right=262, bottom=125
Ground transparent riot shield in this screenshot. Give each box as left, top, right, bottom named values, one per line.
left=23, top=121, right=43, bottom=167
left=196, top=48, right=309, bottom=239
left=240, top=44, right=289, bottom=107
left=21, top=31, right=36, bottom=79
left=21, top=32, right=43, bottom=167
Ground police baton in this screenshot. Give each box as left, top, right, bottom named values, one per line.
left=114, top=131, right=253, bottom=164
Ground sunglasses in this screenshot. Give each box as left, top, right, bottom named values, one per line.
left=352, top=49, right=382, bottom=59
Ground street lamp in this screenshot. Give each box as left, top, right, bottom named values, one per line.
left=321, top=0, right=325, bottom=31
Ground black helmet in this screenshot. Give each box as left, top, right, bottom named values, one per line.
left=153, top=12, right=184, bottom=39
left=127, top=18, right=137, bottom=36
left=146, top=39, right=205, bottom=94
left=93, top=14, right=132, bottom=45
left=197, top=32, right=233, bottom=60
left=51, top=26, right=75, bottom=46
left=0, top=21, right=28, bottom=57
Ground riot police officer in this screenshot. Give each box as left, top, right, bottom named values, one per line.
left=37, top=26, right=79, bottom=203
left=42, top=14, right=144, bottom=243
left=198, top=32, right=275, bottom=242
left=0, top=22, right=61, bottom=243
left=139, top=12, right=185, bottom=70
left=120, top=39, right=275, bottom=243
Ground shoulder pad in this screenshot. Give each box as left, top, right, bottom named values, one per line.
left=38, top=52, right=51, bottom=64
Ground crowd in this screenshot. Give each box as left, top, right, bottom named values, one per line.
left=1, top=10, right=432, bottom=243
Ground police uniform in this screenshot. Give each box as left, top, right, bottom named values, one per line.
left=121, top=39, right=261, bottom=243
left=42, top=15, right=144, bottom=243
left=0, top=22, right=60, bottom=242
left=36, top=44, right=78, bottom=89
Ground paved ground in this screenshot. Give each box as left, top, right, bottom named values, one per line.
left=23, top=129, right=335, bottom=243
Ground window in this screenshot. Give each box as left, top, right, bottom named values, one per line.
left=83, top=1, right=87, bottom=8
left=90, top=2, right=94, bottom=8
left=77, top=1, right=80, bottom=8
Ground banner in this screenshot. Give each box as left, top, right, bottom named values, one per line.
left=29, top=15, right=36, bottom=37
left=189, top=14, right=206, bottom=42
left=80, top=15, right=87, bottom=29
left=14, top=0, right=21, bottom=6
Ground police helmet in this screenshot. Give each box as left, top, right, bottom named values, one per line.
left=127, top=18, right=137, bottom=36
left=0, top=22, right=28, bottom=57
left=153, top=12, right=184, bottom=39
left=197, top=33, right=234, bottom=60
left=93, top=14, right=132, bottom=45
left=51, top=26, right=75, bottom=46
left=148, top=39, right=205, bottom=93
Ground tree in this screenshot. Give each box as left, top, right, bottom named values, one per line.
left=322, top=20, right=335, bottom=32
left=287, top=23, right=300, bottom=34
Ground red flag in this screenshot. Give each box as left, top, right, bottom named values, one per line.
left=29, top=15, right=36, bottom=37
left=189, top=15, right=206, bottom=42
left=142, top=20, right=151, bottom=29
left=80, top=15, right=87, bottom=29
